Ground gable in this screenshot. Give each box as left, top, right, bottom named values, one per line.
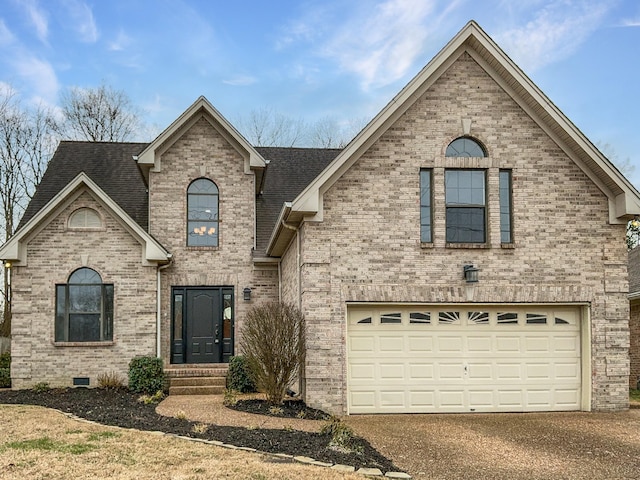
left=0, top=173, right=169, bottom=265
left=136, top=96, right=267, bottom=192
left=269, top=21, right=640, bottom=257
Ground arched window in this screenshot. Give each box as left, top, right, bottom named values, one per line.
left=69, top=208, right=102, bottom=228
left=445, top=137, right=486, bottom=157
left=55, top=268, right=114, bottom=342
left=187, top=178, right=219, bottom=247
left=445, top=137, right=487, bottom=243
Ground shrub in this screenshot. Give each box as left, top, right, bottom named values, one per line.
left=239, top=302, right=305, bottom=405
left=0, top=352, right=10, bottom=369
left=96, top=371, right=125, bottom=389
left=32, top=382, right=50, bottom=393
left=321, top=416, right=363, bottom=454
left=0, top=368, right=9, bottom=388
left=0, top=352, right=9, bottom=388
left=137, top=390, right=165, bottom=405
left=128, top=356, right=165, bottom=395
left=226, top=355, right=256, bottom=393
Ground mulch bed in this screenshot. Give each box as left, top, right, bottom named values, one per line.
left=228, top=398, right=331, bottom=420
left=0, top=388, right=397, bottom=473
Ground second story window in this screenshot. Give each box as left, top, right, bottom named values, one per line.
left=445, top=169, right=487, bottom=243
left=444, top=137, right=487, bottom=244
left=187, top=178, right=219, bottom=247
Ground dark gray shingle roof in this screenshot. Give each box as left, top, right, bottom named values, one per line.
left=19, top=141, right=149, bottom=230
left=18, top=142, right=341, bottom=256
left=255, top=147, right=341, bottom=255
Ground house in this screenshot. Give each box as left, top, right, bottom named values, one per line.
left=1, top=21, right=638, bottom=414
left=628, top=246, right=640, bottom=390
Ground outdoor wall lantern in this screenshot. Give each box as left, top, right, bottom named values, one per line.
left=463, top=264, right=479, bottom=283
left=243, top=287, right=252, bottom=301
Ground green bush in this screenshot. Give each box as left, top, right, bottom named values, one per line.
left=128, top=356, right=165, bottom=395
left=0, top=352, right=10, bottom=369
left=0, top=368, right=9, bottom=388
left=0, top=352, right=10, bottom=388
left=226, top=356, right=256, bottom=393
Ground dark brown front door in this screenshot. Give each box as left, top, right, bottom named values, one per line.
left=171, top=287, right=233, bottom=364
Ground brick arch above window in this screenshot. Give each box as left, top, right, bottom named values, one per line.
left=445, top=137, right=487, bottom=157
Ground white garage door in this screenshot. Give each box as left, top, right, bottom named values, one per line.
left=347, top=305, right=582, bottom=414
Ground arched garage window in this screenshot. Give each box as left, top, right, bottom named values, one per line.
left=187, top=178, right=219, bottom=247
left=55, top=268, right=113, bottom=342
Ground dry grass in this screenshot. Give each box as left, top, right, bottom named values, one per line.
left=0, top=405, right=363, bottom=480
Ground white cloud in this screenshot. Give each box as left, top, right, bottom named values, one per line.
left=63, top=0, right=98, bottom=43
left=620, top=18, right=640, bottom=27
left=22, top=0, right=48, bottom=43
left=321, top=0, right=438, bottom=89
left=494, top=1, right=614, bottom=72
left=222, top=75, right=258, bottom=86
left=108, top=30, right=132, bottom=52
left=0, top=19, right=15, bottom=46
left=13, top=56, right=59, bottom=102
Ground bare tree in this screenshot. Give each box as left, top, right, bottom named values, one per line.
left=54, top=83, right=142, bottom=142
left=0, top=89, right=56, bottom=337
left=236, top=107, right=306, bottom=147
left=237, top=107, right=369, bottom=148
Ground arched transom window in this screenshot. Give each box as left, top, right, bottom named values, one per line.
left=55, top=267, right=114, bottom=342
left=187, top=178, right=219, bottom=247
left=445, top=137, right=486, bottom=157
left=69, top=208, right=102, bottom=228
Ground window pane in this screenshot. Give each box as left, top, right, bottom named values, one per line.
left=468, top=311, right=489, bottom=324
left=69, top=268, right=101, bottom=284
left=526, top=313, right=547, bottom=324
left=187, top=221, right=219, bottom=246
left=187, top=179, right=219, bottom=247
left=497, top=312, right=518, bottom=324
left=69, top=285, right=101, bottom=312
left=174, top=294, right=183, bottom=341
left=69, top=314, right=101, bottom=342
left=380, top=312, right=402, bottom=324
left=446, top=207, right=486, bottom=243
left=55, top=285, right=67, bottom=341
left=410, top=312, right=431, bottom=324
left=445, top=138, right=485, bottom=157
left=439, top=311, right=460, bottom=324
left=500, top=170, right=512, bottom=243
left=420, top=169, right=432, bottom=242
left=103, top=285, right=113, bottom=341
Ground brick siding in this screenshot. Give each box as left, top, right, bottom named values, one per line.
left=11, top=192, right=158, bottom=388
left=295, top=53, right=629, bottom=413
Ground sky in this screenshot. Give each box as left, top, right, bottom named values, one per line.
left=1, top=0, right=640, bottom=186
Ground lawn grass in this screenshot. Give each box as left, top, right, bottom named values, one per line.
left=630, top=389, right=640, bottom=402
left=0, top=405, right=363, bottom=480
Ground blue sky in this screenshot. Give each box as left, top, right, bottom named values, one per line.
left=1, top=0, right=640, bottom=186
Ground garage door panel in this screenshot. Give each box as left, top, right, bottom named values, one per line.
left=410, top=390, right=436, bottom=408
left=467, top=363, right=493, bottom=380
left=409, top=363, right=434, bottom=379
left=350, top=336, right=375, bottom=352
left=348, top=305, right=582, bottom=414
left=379, top=336, right=403, bottom=352
left=437, top=336, right=464, bottom=353
left=379, top=363, right=405, bottom=380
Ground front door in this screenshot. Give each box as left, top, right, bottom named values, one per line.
left=171, top=287, right=234, bottom=364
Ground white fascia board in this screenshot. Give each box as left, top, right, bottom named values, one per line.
left=265, top=202, right=293, bottom=256
left=137, top=96, right=266, bottom=173
left=0, top=173, right=170, bottom=265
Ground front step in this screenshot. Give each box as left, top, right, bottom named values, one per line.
left=166, top=364, right=228, bottom=396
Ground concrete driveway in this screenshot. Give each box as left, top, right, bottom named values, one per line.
left=343, top=410, right=640, bottom=479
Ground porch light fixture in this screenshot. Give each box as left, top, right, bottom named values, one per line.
left=243, top=287, right=252, bottom=301
left=463, top=264, right=479, bottom=283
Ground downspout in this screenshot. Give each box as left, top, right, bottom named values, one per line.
left=281, top=220, right=301, bottom=309
left=156, top=255, right=173, bottom=359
